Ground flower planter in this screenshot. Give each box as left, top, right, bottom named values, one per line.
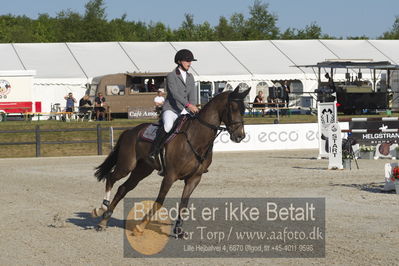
left=343, top=159, right=351, bottom=170
left=359, top=151, right=374, bottom=159
left=395, top=180, right=399, bottom=194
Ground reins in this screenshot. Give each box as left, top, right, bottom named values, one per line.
left=176, top=96, right=244, bottom=164
left=176, top=116, right=225, bottom=163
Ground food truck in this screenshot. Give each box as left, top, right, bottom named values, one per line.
left=88, top=72, right=168, bottom=118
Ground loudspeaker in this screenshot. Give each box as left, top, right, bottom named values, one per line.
left=268, top=87, right=277, bottom=99
left=276, top=87, right=284, bottom=99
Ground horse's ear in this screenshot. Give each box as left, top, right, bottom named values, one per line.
left=230, top=85, right=243, bottom=99
left=239, top=87, right=251, bottom=99
left=231, top=87, right=251, bottom=100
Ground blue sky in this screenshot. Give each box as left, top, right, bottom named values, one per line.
left=2, top=0, right=399, bottom=38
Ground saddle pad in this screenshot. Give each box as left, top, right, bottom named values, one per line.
left=140, top=124, right=158, bottom=142
left=139, top=116, right=189, bottom=143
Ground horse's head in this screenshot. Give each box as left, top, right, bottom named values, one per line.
left=222, top=86, right=251, bottom=143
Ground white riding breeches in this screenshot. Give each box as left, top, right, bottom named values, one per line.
left=162, top=109, right=188, bottom=133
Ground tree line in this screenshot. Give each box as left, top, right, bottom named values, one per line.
left=1, top=0, right=398, bottom=43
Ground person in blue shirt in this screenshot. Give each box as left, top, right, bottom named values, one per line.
left=64, top=92, right=76, bottom=120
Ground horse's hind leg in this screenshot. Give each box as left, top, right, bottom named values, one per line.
left=92, top=166, right=132, bottom=218
left=97, top=161, right=154, bottom=230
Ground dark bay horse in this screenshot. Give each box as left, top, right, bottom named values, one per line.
left=91, top=86, right=250, bottom=234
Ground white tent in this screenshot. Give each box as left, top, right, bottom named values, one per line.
left=119, top=42, right=176, bottom=73
left=0, top=44, right=25, bottom=70
left=1, top=40, right=399, bottom=112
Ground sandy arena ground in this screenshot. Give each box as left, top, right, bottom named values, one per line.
left=1, top=149, right=398, bottom=265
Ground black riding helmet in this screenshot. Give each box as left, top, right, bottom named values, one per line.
left=174, top=49, right=197, bottom=64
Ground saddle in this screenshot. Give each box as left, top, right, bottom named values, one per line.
left=139, top=115, right=190, bottom=143
left=139, top=115, right=191, bottom=175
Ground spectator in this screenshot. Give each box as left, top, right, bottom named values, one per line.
left=94, top=92, right=107, bottom=121
left=283, top=80, right=290, bottom=108
left=147, top=78, right=156, bottom=92
left=267, top=96, right=277, bottom=117
left=253, top=91, right=266, bottom=117
left=79, top=94, right=92, bottom=121
left=325, top=73, right=336, bottom=93
left=154, top=89, right=165, bottom=116
left=64, top=92, right=76, bottom=120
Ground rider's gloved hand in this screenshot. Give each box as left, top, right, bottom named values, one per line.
left=187, top=104, right=199, bottom=113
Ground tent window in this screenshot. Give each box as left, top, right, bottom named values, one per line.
left=200, top=82, right=212, bottom=104
left=256, top=81, right=269, bottom=97
left=238, top=82, right=250, bottom=103
left=214, top=82, right=226, bottom=95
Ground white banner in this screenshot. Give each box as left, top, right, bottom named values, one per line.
left=213, top=123, right=319, bottom=151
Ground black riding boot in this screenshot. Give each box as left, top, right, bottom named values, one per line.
left=149, top=126, right=167, bottom=164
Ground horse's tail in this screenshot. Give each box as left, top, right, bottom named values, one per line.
left=94, top=130, right=127, bottom=182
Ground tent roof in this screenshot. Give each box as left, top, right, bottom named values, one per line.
left=270, top=40, right=338, bottom=74
left=13, top=43, right=86, bottom=78
left=171, top=41, right=251, bottom=76
left=0, top=44, right=24, bottom=71
left=1, top=40, right=399, bottom=80
left=66, top=42, right=138, bottom=78
left=319, top=40, right=391, bottom=62
left=368, top=40, right=399, bottom=65
left=119, top=42, right=176, bottom=73
left=221, top=40, right=297, bottom=75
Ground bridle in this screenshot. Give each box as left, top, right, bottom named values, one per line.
left=224, top=97, right=245, bottom=135
left=196, top=96, right=244, bottom=133
left=179, top=95, right=245, bottom=164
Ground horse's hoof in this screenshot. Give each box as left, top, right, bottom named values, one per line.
left=95, top=224, right=106, bottom=232
left=132, top=225, right=144, bottom=236
left=91, top=207, right=105, bottom=218
left=103, top=210, right=113, bottom=220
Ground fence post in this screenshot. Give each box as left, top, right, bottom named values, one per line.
left=97, top=124, right=102, bottom=155
left=35, top=125, right=41, bottom=157
left=109, top=126, right=114, bottom=150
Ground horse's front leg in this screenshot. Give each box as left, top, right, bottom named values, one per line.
left=133, top=175, right=175, bottom=235
left=173, top=175, right=202, bottom=239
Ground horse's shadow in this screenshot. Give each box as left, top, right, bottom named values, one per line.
left=329, top=182, right=396, bottom=194
left=66, top=212, right=125, bottom=230
left=66, top=212, right=174, bottom=237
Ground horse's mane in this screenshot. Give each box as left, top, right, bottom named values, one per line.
left=198, top=90, right=244, bottom=115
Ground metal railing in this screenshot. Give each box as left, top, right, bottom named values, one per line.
left=0, top=125, right=131, bottom=157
